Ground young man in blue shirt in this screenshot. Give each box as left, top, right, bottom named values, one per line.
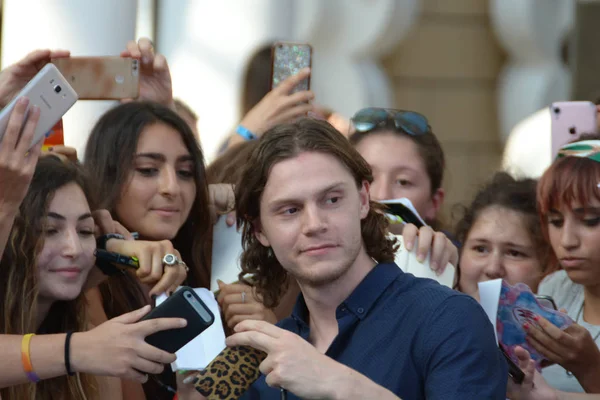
left=191, top=118, right=507, bottom=399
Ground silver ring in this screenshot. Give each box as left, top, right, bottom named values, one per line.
left=162, top=253, right=180, bottom=267
left=241, top=291, right=246, bottom=304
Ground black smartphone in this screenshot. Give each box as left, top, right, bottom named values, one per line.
left=141, top=287, right=215, bottom=354
left=500, top=346, right=525, bottom=384
left=381, top=201, right=425, bottom=228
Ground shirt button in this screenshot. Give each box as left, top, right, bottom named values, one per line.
left=357, top=307, right=364, bottom=314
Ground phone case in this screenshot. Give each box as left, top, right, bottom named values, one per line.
left=271, top=42, right=312, bottom=93
left=192, top=346, right=267, bottom=399
left=550, top=101, right=597, bottom=159
left=0, top=63, right=78, bottom=150
left=51, top=57, right=140, bottom=100
left=140, top=286, right=215, bottom=354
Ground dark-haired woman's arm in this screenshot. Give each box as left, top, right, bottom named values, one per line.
left=0, top=95, right=43, bottom=260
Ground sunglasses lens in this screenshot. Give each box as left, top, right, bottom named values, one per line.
left=351, top=108, right=389, bottom=132
left=395, top=112, right=429, bottom=135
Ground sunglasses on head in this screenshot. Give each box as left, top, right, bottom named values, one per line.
left=350, top=108, right=430, bottom=136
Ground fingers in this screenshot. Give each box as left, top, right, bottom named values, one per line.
left=525, top=324, right=566, bottom=362
left=126, top=40, right=141, bottom=58
left=224, top=303, right=263, bottom=325
left=416, top=226, right=434, bottom=262
left=227, top=313, right=266, bottom=330
left=232, top=319, right=283, bottom=338
left=148, top=257, right=186, bottom=297
left=138, top=37, right=155, bottom=65
left=15, top=104, right=40, bottom=154
left=111, top=305, right=151, bottom=324
left=48, top=49, right=70, bottom=59
left=135, top=317, right=187, bottom=337
left=93, top=209, right=118, bottom=237
left=280, top=90, right=314, bottom=107
left=131, top=357, right=165, bottom=375
left=226, top=212, right=236, bottom=227
left=3, top=97, right=30, bottom=152
left=401, top=223, right=418, bottom=251
left=113, top=221, right=135, bottom=240
left=136, top=342, right=178, bottom=365
left=274, top=67, right=311, bottom=95
left=429, top=232, right=449, bottom=273
left=273, top=103, right=314, bottom=125
left=19, top=49, right=52, bottom=70
left=47, top=145, right=78, bottom=162
left=225, top=330, right=273, bottom=353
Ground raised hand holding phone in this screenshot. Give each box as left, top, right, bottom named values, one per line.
left=70, top=305, right=187, bottom=383
left=0, top=48, right=70, bottom=108
left=0, top=97, right=42, bottom=215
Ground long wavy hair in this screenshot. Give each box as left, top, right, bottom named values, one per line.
left=0, top=157, right=97, bottom=400
left=83, top=101, right=212, bottom=322
left=235, top=118, right=398, bottom=308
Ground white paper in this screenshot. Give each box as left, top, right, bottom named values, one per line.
left=210, top=216, right=244, bottom=291
left=393, top=236, right=456, bottom=288
left=477, top=279, right=503, bottom=343
left=155, top=288, right=226, bottom=371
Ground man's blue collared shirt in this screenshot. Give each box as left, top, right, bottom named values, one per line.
left=242, top=262, right=507, bottom=399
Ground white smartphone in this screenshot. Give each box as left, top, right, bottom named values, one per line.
left=550, top=101, right=598, bottom=159
left=0, top=63, right=78, bottom=150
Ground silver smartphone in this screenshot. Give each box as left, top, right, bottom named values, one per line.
left=0, top=63, right=78, bottom=150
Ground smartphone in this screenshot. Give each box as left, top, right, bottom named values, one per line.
left=271, top=42, right=312, bottom=93
left=500, top=345, right=525, bottom=384
left=140, top=287, right=214, bottom=354
left=51, top=57, right=140, bottom=100
left=535, top=295, right=558, bottom=310
left=194, top=346, right=266, bottom=398
left=0, top=63, right=77, bottom=150
left=550, top=101, right=597, bottom=159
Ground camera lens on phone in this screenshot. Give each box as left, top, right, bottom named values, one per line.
left=569, top=126, right=577, bottom=135
left=54, top=85, right=62, bottom=94
left=553, top=107, right=560, bottom=114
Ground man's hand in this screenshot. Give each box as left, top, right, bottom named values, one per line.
left=0, top=49, right=70, bottom=108
left=226, top=320, right=398, bottom=400
left=121, top=37, right=173, bottom=107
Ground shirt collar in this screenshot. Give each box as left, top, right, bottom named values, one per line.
left=291, top=262, right=402, bottom=323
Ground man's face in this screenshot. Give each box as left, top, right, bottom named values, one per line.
left=255, top=151, right=370, bottom=287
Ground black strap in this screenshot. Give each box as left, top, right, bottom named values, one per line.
left=65, top=331, right=75, bottom=376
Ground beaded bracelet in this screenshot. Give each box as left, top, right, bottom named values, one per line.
left=21, top=334, right=41, bottom=383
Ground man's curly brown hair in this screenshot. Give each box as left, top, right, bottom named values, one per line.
left=235, top=118, right=398, bottom=308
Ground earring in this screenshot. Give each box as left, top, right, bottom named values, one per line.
left=267, top=247, right=274, bottom=258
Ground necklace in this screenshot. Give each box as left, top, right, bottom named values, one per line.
left=565, top=302, right=600, bottom=377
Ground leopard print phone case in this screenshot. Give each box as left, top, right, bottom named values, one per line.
left=193, top=346, right=267, bottom=399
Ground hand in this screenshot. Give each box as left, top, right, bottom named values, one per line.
left=525, top=317, right=600, bottom=377
left=0, top=49, right=70, bottom=108
left=105, top=238, right=188, bottom=296
left=176, top=371, right=206, bottom=400
left=0, top=97, right=42, bottom=216
left=93, top=209, right=135, bottom=240
left=41, top=145, right=78, bottom=163
left=217, top=280, right=277, bottom=329
left=239, top=68, right=314, bottom=137
left=208, top=183, right=235, bottom=224
left=226, top=320, right=349, bottom=399
left=402, top=224, right=459, bottom=274
left=71, top=305, right=187, bottom=383
left=507, top=346, right=558, bottom=400
left=121, top=37, right=173, bottom=107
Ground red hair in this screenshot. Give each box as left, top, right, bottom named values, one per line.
left=537, top=156, right=600, bottom=239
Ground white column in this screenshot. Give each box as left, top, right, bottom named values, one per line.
left=156, top=0, right=421, bottom=161
left=1, top=0, right=138, bottom=157
left=489, top=0, right=574, bottom=142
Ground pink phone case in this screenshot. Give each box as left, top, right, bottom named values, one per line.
left=550, top=101, right=598, bottom=159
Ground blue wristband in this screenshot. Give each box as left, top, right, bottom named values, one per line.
left=236, top=125, right=257, bottom=141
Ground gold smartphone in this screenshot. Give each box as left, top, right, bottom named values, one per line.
left=51, top=57, right=140, bottom=100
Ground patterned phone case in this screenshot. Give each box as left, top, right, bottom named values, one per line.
left=271, top=42, right=312, bottom=93
left=193, top=346, right=267, bottom=399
